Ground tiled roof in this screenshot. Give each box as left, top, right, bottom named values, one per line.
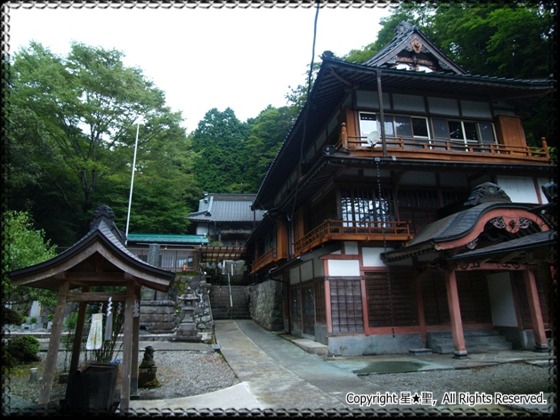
left=450, top=230, right=556, bottom=262
left=405, top=202, right=503, bottom=246
left=188, top=193, right=265, bottom=223
left=381, top=202, right=549, bottom=263
left=8, top=206, right=175, bottom=291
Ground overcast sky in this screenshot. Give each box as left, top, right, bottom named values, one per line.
left=6, top=3, right=393, bottom=132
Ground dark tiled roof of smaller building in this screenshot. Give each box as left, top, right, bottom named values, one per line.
left=188, top=193, right=265, bottom=223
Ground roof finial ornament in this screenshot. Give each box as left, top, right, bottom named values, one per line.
left=90, top=204, right=126, bottom=244
left=463, top=182, right=511, bottom=207
left=395, top=21, right=415, bottom=37
left=91, top=205, right=115, bottom=227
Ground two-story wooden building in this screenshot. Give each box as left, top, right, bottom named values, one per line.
left=248, top=22, right=555, bottom=357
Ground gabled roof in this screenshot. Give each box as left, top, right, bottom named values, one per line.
left=188, top=193, right=265, bottom=223
left=8, top=205, right=175, bottom=292
left=253, top=52, right=554, bottom=210
left=364, top=21, right=466, bottom=74
left=381, top=202, right=549, bottom=264
left=251, top=21, right=555, bottom=212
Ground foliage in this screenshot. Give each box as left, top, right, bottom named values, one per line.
left=284, top=62, right=321, bottom=112
left=7, top=42, right=195, bottom=245
left=5, top=335, right=41, bottom=365
left=343, top=9, right=420, bottom=64
left=244, top=106, right=296, bottom=192
left=2, top=306, right=24, bottom=325
left=2, top=210, right=58, bottom=309
left=191, top=108, right=250, bottom=194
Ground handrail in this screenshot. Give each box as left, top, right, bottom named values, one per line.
left=294, top=219, right=412, bottom=256
left=251, top=248, right=277, bottom=273
left=336, top=136, right=550, bottom=161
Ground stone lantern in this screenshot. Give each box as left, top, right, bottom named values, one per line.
left=173, top=287, right=202, bottom=342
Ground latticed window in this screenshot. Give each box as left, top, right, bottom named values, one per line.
left=397, top=189, right=466, bottom=234
left=314, top=280, right=326, bottom=323
left=341, top=187, right=394, bottom=227
left=329, top=278, right=364, bottom=334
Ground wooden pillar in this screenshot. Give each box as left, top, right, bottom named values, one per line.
left=523, top=269, right=549, bottom=351
left=445, top=270, right=467, bottom=357
left=119, top=280, right=136, bottom=412
left=325, top=278, right=332, bottom=334
left=131, top=284, right=141, bottom=396
left=415, top=275, right=427, bottom=344
left=38, top=279, right=69, bottom=407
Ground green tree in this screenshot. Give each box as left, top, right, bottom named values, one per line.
left=7, top=42, right=195, bottom=244
left=285, top=62, right=321, bottom=112
left=191, top=108, right=250, bottom=194
left=244, top=106, right=295, bottom=192
left=2, top=210, right=58, bottom=309
left=102, top=116, right=200, bottom=234
left=343, top=8, right=422, bottom=64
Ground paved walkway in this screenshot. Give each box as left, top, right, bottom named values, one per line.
left=127, top=319, right=555, bottom=415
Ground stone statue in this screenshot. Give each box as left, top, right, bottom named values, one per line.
left=139, top=346, right=155, bottom=368
left=138, top=346, right=159, bottom=388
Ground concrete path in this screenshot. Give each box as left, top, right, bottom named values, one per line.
left=127, top=319, right=554, bottom=415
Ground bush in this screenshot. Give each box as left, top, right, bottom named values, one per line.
left=2, top=306, right=23, bottom=325
left=6, top=335, right=41, bottom=364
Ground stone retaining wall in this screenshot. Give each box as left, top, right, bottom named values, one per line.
left=248, top=280, right=284, bottom=331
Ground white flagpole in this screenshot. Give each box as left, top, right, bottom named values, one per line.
left=125, top=119, right=142, bottom=245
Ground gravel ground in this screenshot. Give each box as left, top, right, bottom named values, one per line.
left=358, top=360, right=555, bottom=413
left=3, top=348, right=556, bottom=416
left=3, top=348, right=240, bottom=416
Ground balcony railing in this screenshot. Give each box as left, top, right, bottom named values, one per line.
left=337, top=136, right=550, bottom=164
left=251, top=248, right=278, bottom=274
left=294, top=219, right=412, bottom=256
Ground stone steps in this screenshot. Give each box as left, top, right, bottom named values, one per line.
left=209, top=285, right=250, bottom=319
left=427, top=329, right=513, bottom=354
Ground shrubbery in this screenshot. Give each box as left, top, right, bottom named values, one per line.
left=4, top=335, right=41, bottom=367
left=2, top=306, right=23, bottom=325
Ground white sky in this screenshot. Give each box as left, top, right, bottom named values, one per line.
left=6, top=3, right=393, bottom=133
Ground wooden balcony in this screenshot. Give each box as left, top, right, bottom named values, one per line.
left=294, top=219, right=412, bottom=256
left=337, top=136, right=551, bottom=165
left=251, top=248, right=278, bottom=274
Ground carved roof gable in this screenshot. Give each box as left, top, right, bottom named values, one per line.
left=364, top=21, right=466, bottom=75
